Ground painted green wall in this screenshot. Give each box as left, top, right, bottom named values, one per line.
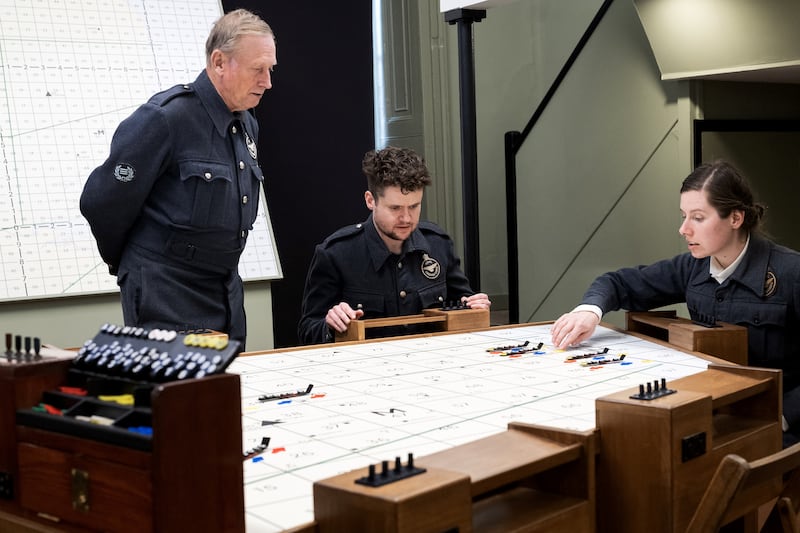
left=434, top=0, right=800, bottom=328
left=0, top=282, right=274, bottom=351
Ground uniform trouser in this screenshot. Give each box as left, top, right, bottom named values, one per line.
left=117, top=246, right=246, bottom=350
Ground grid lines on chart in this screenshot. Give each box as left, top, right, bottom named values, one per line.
left=0, top=0, right=281, bottom=302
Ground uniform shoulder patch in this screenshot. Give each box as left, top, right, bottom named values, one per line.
left=114, top=163, right=135, bottom=183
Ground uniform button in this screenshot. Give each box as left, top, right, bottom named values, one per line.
left=717, top=297, right=724, bottom=302
left=239, top=161, right=245, bottom=170
left=204, top=172, right=212, bottom=180
left=241, top=230, right=247, bottom=238
left=397, top=262, right=402, bottom=269
left=357, top=303, right=363, bottom=310
left=242, top=195, right=248, bottom=204
left=438, top=296, right=444, bottom=302
left=400, top=290, right=407, bottom=298
left=182, top=85, right=190, bottom=90
left=232, top=125, right=238, bottom=134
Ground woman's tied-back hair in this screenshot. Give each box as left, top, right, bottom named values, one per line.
left=680, top=160, right=766, bottom=235
left=362, top=146, right=433, bottom=198
left=205, top=9, right=274, bottom=63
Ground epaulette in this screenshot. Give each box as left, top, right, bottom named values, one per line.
left=321, top=222, right=365, bottom=247
left=417, top=220, right=448, bottom=237
left=148, top=83, right=194, bottom=107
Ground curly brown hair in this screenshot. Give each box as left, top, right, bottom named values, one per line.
left=362, top=146, right=432, bottom=198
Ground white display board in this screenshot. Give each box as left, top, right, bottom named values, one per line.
left=231, top=324, right=710, bottom=532
left=0, top=0, right=282, bottom=302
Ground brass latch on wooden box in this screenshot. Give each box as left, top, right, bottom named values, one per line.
left=70, top=468, right=89, bottom=512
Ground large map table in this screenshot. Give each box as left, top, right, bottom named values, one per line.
left=232, top=323, right=714, bottom=532
left=0, top=320, right=780, bottom=532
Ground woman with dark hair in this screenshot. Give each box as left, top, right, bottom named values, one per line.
left=551, top=160, right=800, bottom=445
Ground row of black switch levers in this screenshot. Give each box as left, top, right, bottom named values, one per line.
left=71, top=323, right=241, bottom=383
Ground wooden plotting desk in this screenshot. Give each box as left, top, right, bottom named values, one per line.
left=0, top=317, right=779, bottom=533
left=233, top=319, right=779, bottom=532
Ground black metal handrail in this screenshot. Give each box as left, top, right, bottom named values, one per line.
left=504, top=0, right=615, bottom=324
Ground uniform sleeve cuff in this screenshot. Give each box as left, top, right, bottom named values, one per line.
left=572, top=304, right=603, bottom=322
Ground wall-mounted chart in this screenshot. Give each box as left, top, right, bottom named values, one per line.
left=0, top=0, right=282, bottom=302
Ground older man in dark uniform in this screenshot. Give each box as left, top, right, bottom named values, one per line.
left=298, top=146, right=491, bottom=345
left=80, top=9, right=276, bottom=349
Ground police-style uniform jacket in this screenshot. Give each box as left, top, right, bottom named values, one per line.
left=581, top=235, right=800, bottom=431
left=80, top=70, right=263, bottom=345
left=298, top=214, right=476, bottom=345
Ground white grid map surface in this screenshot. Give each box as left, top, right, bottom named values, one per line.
left=0, top=0, right=281, bottom=302
left=230, top=324, right=711, bottom=532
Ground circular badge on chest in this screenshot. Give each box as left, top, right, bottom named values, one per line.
left=245, top=131, right=257, bottom=159
left=421, top=253, right=441, bottom=280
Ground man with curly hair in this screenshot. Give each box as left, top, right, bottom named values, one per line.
left=298, top=146, right=491, bottom=344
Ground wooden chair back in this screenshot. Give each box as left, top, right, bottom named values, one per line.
left=686, top=442, right=800, bottom=533
left=777, top=468, right=800, bottom=533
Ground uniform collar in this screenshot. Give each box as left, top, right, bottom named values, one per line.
left=363, top=214, right=430, bottom=271
left=710, top=235, right=749, bottom=283
left=193, top=70, right=239, bottom=137
left=727, top=234, right=770, bottom=295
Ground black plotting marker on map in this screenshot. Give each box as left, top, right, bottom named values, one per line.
left=259, top=384, right=313, bottom=402
left=580, top=354, right=626, bottom=366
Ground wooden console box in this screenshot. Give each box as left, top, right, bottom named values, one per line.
left=313, top=423, right=597, bottom=533
left=335, top=308, right=490, bottom=342
left=0, top=350, right=244, bottom=532
left=626, top=310, right=748, bottom=365
left=596, top=363, right=781, bottom=533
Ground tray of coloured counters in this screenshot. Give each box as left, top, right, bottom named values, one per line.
left=16, top=323, right=241, bottom=451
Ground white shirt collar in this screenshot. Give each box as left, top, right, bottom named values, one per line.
left=710, top=234, right=749, bottom=284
